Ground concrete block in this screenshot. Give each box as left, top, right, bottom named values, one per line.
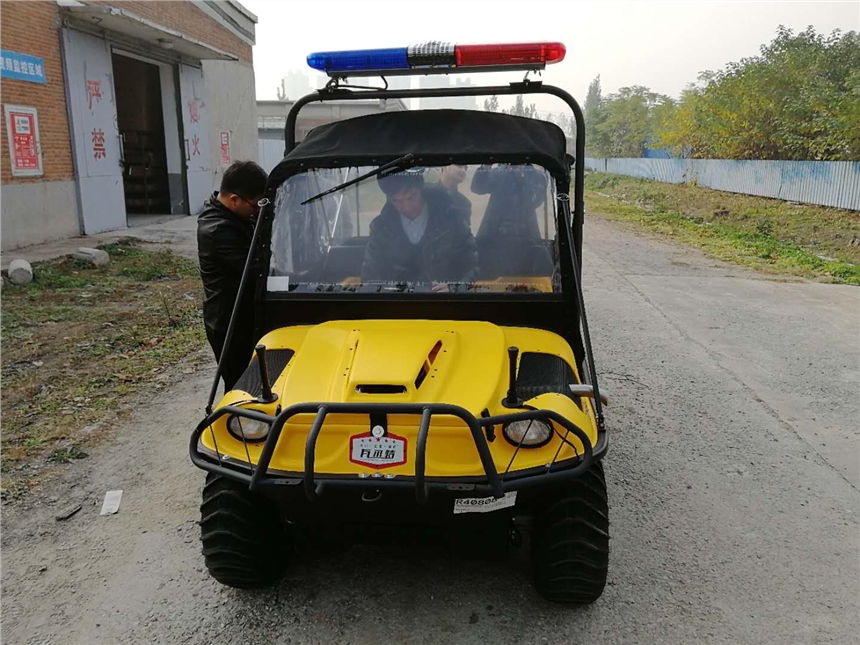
left=73, top=248, right=110, bottom=266
left=8, top=259, right=33, bottom=285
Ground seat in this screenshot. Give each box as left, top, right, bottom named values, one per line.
left=320, top=238, right=370, bottom=282
left=476, top=237, right=554, bottom=280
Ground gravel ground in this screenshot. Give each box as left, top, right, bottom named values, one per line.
left=2, top=215, right=857, bottom=645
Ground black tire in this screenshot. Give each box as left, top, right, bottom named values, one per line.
left=530, top=461, right=609, bottom=604
left=199, top=473, right=290, bottom=588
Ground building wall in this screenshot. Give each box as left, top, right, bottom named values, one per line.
left=256, top=99, right=411, bottom=172
left=202, top=59, right=258, bottom=189
left=90, top=1, right=252, bottom=63
left=1, top=1, right=80, bottom=250
left=1, top=1, right=256, bottom=250
left=89, top=1, right=257, bottom=202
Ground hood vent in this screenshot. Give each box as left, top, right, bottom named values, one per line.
left=355, top=384, right=407, bottom=395
left=414, top=340, right=443, bottom=389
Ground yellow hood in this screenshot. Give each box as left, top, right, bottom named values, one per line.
left=271, top=320, right=507, bottom=410
left=206, top=320, right=594, bottom=477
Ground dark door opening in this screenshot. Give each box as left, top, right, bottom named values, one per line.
left=112, top=53, right=171, bottom=218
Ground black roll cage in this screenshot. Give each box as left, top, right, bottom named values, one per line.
left=282, top=80, right=584, bottom=256
left=205, top=79, right=604, bottom=436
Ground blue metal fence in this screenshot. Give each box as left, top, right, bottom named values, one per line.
left=584, top=158, right=860, bottom=211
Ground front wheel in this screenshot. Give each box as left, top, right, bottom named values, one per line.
left=530, top=461, right=609, bottom=604
left=199, top=473, right=290, bottom=588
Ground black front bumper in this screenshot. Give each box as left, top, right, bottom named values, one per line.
left=189, top=402, right=608, bottom=503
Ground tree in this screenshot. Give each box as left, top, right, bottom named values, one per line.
left=653, top=26, right=860, bottom=160
left=276, top=79, right=287, bottom=101
left=483, top=95, right=499, bottom=112
left=584, top=76, right=609, bottom=156
left=506, top=95, right=538, bottom=118
left=596, top=86, right=672, bottom=157
left=548, top=112, right=573, bottom=137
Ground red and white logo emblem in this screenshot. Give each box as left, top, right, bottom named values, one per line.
left=349, top=426, right=407, bottom=469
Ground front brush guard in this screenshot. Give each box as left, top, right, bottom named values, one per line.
left=189, top=402, right=607, bottom=504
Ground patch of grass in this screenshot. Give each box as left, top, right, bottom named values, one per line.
left=1, top=240, right=207, bottom=496
left=102, top=240, right=199, bottom=282
left=585, top=172, right=860, bottom=285
left=47, top=446, right=89, bottom=464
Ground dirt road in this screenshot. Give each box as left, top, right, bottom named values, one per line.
left=2, top=216, right=858, bottom=645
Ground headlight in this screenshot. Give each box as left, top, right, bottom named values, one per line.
left=502, top=418, right=553, bottom=448
left=227, top=415, right=270, bottom=442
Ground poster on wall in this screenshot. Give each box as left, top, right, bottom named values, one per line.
left=219, top=131, right=231, bottom=166
left=4, top=104, right=43, bottom=177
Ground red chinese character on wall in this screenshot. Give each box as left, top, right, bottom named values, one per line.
left=87, top=80, right=102, bottom=110
left=188, top=99, right=199, bottom=124
left=191, top=134, right=200, bottom=156
left=92, top=128, right=106, bottom=159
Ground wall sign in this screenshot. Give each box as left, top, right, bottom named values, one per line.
left=4, top=105, right=43, bottom=177
left=219, top=130, right=231, bottom=166
left=0, top=49, right=47, bottom=84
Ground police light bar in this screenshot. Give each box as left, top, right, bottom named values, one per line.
left=307, top=41, right=566, bottom=78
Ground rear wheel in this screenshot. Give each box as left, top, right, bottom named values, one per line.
left=530, top=461, right=609, bottom=604
left=200, top=473, right=290, bottom=588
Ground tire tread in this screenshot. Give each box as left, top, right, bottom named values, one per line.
left=199, top=473, right=289, bottom=588
left=531, top=461, right=609, bottom=604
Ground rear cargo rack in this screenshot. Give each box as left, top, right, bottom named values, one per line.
left=189, top=402, right=605, bottom=503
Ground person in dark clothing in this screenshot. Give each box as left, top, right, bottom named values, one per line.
left=439, top=164, right=472, bottom=227
left=470, top=164, right=552, bottom=279
left=197, top=160, right=268, bottom=391
left=362, top=170, right=478, bottom=290
left=471, top=163, right=547, bottom=240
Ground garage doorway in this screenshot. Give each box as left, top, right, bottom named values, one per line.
left=112, top=53, right=173, bottom=221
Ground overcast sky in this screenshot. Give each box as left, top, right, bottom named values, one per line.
left=242, top=0, right=859, bottom=113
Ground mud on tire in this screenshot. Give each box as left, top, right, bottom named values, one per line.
left=200, top=473, right=290, bottom=588
left=530, top=461, right=609, bottom=604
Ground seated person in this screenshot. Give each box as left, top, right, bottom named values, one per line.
left=471, top=163, right=547, bottom=241
left=439, top=164, right=472, bottom=227
left=362, top=169, right=478, bottom=290
left=471, top=164, right=552, bottom=279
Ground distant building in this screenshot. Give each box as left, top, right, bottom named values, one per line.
left=386, top=76, right=413, bottom=109
left=418, top=76, right=478, bottom=110
left=277, top=70, right=312, bottom=101
left=257, top=98, right=409, bottom=171
left=0, top=0, right=258, bottom=251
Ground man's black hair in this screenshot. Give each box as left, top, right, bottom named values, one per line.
left=377, top=168, right=424, bottom=196
left=220, top=160, right=268, bottom=198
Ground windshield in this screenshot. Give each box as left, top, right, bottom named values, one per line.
left=268, top=164, right=560, bottom=295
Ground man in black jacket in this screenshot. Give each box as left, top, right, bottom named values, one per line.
left=362, top=170, right=478, bottom=290
left=471, top=163, right=546, bottom=240
left=197, top=161, right=268, bottom=391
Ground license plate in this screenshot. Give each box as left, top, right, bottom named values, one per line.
left=349, top=432, right=407, bottom=469
left=453, top=491, right=517, bottom=514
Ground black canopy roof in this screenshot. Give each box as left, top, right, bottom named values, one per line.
left=267, top=109, right=570, bottom=190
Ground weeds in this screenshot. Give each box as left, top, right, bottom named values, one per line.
left=1, top=240, right=207, bottom=496
left=585, top=172, right=860, bottom=284
left=47, top=447, right=89, bottom=464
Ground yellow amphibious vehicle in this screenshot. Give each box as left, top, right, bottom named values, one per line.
left=190, top=41, right=609, bottom=604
